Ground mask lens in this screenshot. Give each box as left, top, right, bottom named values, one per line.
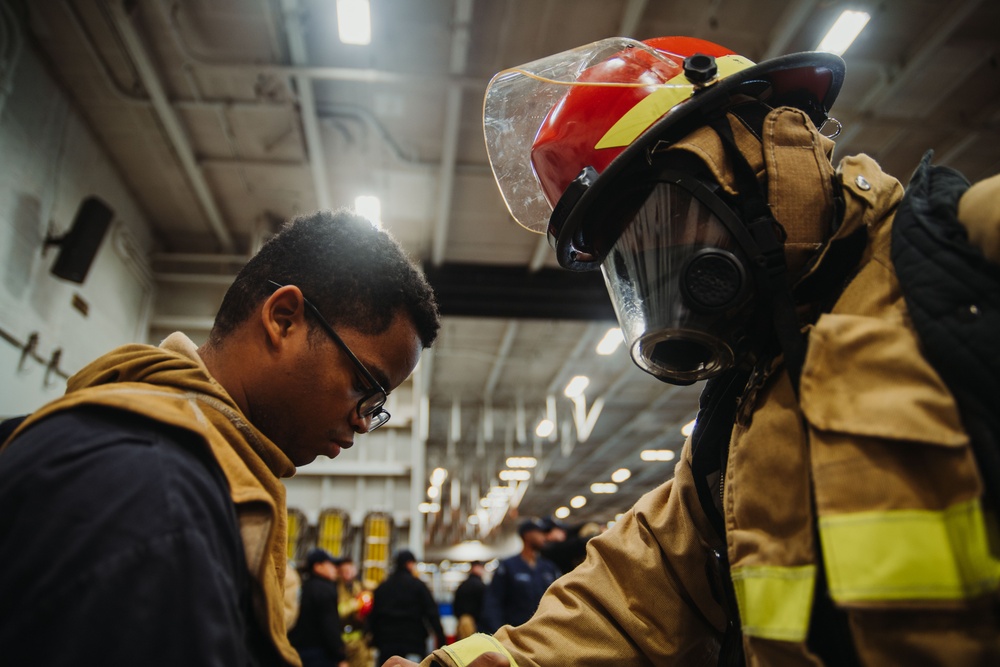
left=600, top=177, right=754, bottom=384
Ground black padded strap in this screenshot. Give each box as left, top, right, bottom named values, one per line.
left=707, top=117, right=807, bottom=395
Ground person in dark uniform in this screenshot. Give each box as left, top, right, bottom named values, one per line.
left=289, top=548, right=348, bottom=667
left=479, top=519, right=561, bottom=633
left=368, top=549, right=445, bottom=662
left=453, top=560, right=487, bottom=639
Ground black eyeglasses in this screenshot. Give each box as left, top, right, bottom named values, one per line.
left=268, top=281, right=390, bottom=430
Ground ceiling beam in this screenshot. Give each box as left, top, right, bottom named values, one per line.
left=423, top=263, right=616, bottom=320
left=430, top=0, right=475, bottom=267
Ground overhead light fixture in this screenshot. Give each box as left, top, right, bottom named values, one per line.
left=430, top=467, right=448, bottom=486
left=564, top=375, right=590, bottom=398
left=554, top=506, right=571, bottom=519
left=641, top=449, right=677, bottom=462
left=816, top=10, right=870, bottom=56
left=506, top=456, right=537, bottom=468
left=570, top=495, right=587, bottom=508
left=596, top=327, right=624, bottom=355
left=590, top=482, right=618, bottom=494
left=499, top=469, right=531, bottom=481
left=611, top=468, right=631, bottom=483
left=418, top=502, right=440, bottom=513
left=427, top=486, right=439, bottom=499
left=336, top=0, right=372, bottom=45
left=535, top=419, right=555, bottom=438
left=354, top=194, right=381, bottom=227
left=681, top=419, right=697, bottom=438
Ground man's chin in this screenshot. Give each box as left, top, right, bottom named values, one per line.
left=291, top=445, right=341, bottom=468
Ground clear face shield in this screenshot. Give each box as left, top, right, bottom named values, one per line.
left=483, top=37, right=695, bottom=233
left=601, top=171, right=757, bottom=385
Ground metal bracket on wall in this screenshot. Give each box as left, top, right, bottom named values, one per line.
left=1, top=325, right=69, bottom=382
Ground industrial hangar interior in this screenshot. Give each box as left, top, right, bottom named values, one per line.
left=1, top=0, right=998, bottom=588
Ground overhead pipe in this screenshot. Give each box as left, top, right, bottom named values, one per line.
left=281, top=0, right=331, bottom=211
left=104, top=0, right=235, bottom=252
left=430, top=0, right=475, bottom=267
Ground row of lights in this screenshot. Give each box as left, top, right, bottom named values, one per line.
left=549, top=418, right=694, bottom=521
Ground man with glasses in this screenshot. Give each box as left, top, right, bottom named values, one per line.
left=0, top=210, right=440, bottom=666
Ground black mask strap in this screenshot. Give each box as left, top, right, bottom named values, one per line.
left=706, top=117, right=807, bottom=395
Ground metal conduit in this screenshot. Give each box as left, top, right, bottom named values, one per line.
left=103, top=0, right=236, bottom=252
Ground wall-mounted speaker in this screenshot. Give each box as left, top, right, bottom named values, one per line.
left=45, top=196, right=114, bottom=284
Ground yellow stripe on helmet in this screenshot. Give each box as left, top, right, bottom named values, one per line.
left=595, top=54, right=756, bottom=150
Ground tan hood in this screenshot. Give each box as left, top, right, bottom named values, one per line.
left=665, top=106, right=839, bottom=276
left=65, top=332, right=295, bottom=479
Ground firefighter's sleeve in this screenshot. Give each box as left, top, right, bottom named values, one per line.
left=421, top=441, right=729, bottom=667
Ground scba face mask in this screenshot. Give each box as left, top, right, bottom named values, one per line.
left=601, top=170, right=757, bottom=384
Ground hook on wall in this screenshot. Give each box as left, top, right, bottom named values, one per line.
left=44, top=348, right=63, bottom=387
left=17, top=332, right=38, bottom=372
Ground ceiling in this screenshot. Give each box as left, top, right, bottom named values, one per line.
left=19, top=0, right=1000, bottom=538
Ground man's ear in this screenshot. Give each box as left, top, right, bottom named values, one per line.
left=260, top=285, right=308, bottom=348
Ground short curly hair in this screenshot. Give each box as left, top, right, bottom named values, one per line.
left=209, top=210, right=440, bottom=347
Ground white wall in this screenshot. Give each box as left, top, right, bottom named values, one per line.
left=0, top=14, right=155, bottom=418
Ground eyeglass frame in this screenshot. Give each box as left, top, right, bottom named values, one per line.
left=267, top=280, right=390, bottom=430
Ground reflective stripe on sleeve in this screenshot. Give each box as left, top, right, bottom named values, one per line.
left=730, top=564, right=816, bottom=641
left=819, top=498, right=1000, bottom=602
left=440, top=633, right=519, bottom=667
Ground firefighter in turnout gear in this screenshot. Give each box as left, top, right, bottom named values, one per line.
left=380, top=34, right=1000, bottom=667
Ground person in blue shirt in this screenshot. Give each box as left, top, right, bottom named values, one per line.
left=480, top=518, right=561, bottom=633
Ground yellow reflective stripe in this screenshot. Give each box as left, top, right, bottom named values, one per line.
left=820, top=498, right=1000, bottom=602
left=730, top=564, right=816, bottom=641
left=595, top=54, right=756, bottom=150
left=440, top=633, right=519, bottom=667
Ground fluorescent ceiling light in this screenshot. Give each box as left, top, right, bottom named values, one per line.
left=816, top=10, right=870, bottom=56
left=681, top=419, right=697, bottom=438
left=336, top=0, right=372, bottom=45
left=506, top=456, right=537, bottom=468
left=640, top=449, right=677, bottom=462
left=499, top=469, right=531, bottom=481
left=590, top=482, right=618, bottom=494
left=611, top=468, right=631, bottom=483
left=570, top=495, right=587, bottom=508
left=554, top=506, right=571, bottom=519
left=596, top=327, right=624, bottom=355
left=564, top=375, right=590, bottom=398
left=354, top=195, right=381, bottom=227
left=535, top=418, right=555, bottom=438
